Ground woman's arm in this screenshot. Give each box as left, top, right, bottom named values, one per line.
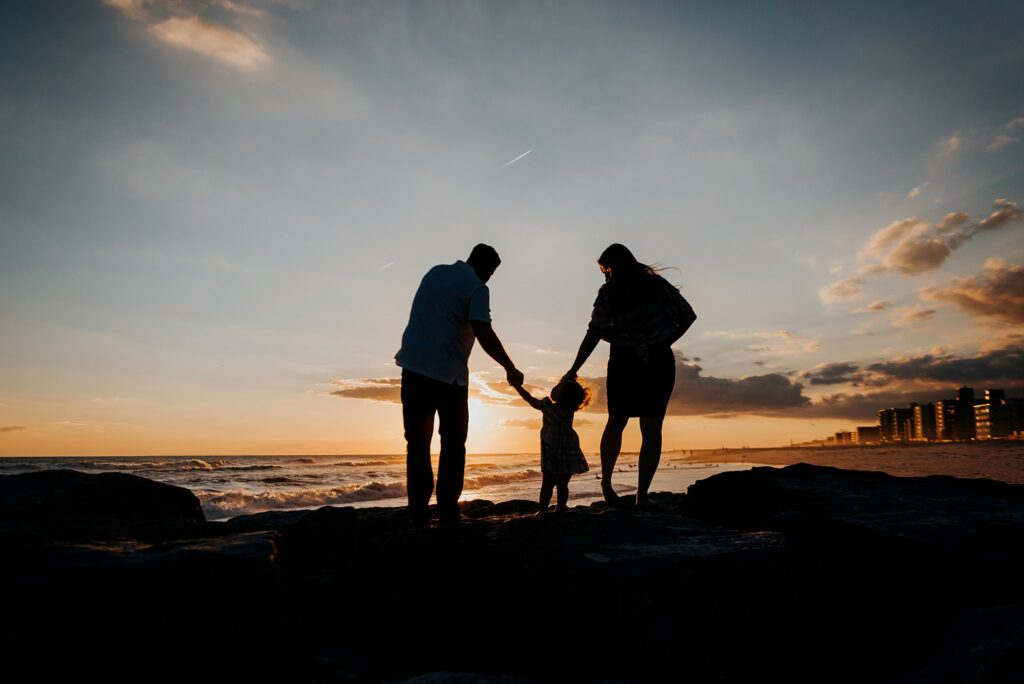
left=513, top=384, right=544, bottom=410
left=566, top=329, right=603, bottom=379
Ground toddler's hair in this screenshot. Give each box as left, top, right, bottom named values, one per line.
left=551, top=378, right=593, bottom=411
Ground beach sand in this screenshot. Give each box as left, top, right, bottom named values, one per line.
left=675, top=440, right=1024, bottom=484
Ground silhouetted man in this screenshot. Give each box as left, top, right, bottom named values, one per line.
left=395, top=244, right=524, bottom=523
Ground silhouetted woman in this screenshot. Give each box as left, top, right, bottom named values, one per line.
left=563, top=244, right=696, bottom=507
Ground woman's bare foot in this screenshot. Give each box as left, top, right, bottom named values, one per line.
left=602, top=480, right=624, bottom=508
left=635, top=493, right=658, bottom=510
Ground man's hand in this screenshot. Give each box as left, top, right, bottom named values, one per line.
left=507, top=367, right=524, bottom=388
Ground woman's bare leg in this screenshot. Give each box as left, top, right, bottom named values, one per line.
left=637, top=414, right=665, bottom=505
left=601, top=414, right=630, bottom=505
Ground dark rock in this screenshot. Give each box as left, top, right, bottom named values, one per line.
left=4, top=463, right=1024, bottom=683
left=0, top=468, right=205, bottom=542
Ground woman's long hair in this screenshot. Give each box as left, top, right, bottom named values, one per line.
left=597, top=244, right=666, bottom=312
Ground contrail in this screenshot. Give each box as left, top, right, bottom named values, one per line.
left=378, top=262, right=394, bottom=271
left=502, top=149, right=532, bottom=168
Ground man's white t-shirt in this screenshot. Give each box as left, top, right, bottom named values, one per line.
left=395, top=260, right=491, bottom=386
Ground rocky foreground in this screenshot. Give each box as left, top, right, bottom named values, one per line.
left=2, top=464, right=1023, bottom=683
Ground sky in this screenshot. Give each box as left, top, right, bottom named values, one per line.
left=1, top=0, right=1022, bottom=456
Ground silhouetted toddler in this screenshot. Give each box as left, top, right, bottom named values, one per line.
left=514, top=378, right=591, bottom=514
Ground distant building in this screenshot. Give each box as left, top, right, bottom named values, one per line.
left=913, top=402, right=937, bottom=441
left=975, top=394, right=1024, bottom=440
left=936, top=387, right=980, bottom=441
left=856, top=426, right=881, bottom=444
left=834, top=431, right=854, bottom=445
left=878, top=407, right=914, bottom=442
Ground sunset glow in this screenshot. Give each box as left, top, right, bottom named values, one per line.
left=1, top=1, right=1022, bottom=456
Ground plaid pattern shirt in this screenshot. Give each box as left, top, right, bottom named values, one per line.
left=588, top=273, right=696, bottom=360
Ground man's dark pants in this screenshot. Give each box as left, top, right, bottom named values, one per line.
left=401, top=369, right=469, bottom=520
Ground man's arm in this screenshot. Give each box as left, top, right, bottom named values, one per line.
left=470, top=320, right=524, bottom=387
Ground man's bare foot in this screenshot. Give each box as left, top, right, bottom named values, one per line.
left=555, top=504, right=569, bottom=513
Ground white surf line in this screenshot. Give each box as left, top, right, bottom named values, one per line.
left=501, top=149, right=532, bottom=168
left=377, top=262, right=394, bottom=271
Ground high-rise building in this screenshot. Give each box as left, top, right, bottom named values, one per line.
left=834, top=431, right=854, bottom=445
left=936, top=387, right=980, bottom=440
left=878, top=407, right=914, bottom=442
left=913, top=402, right=937, bottom=441
left=975, top=392, right=1024, bottom=439
left=856, top=426, right=881, bottom=444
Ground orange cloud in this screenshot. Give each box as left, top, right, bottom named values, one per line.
left=149, top=16, right=271, bottom=70
left=921, top=259, right=1024, bottom=326
left=891, top=305, right=936, bottom=327
left=821, top=199, right=1024, bottom=300
left=104, top=0, right=271, bottom=71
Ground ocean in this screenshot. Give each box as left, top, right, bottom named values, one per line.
left=0, top=453, right=765, bottom=521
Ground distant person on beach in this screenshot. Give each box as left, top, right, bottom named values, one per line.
left=512, top=377, right=592, bottom=515
left=395, top=244, right=524, bottom=524
left=563, top=244, right=696, bottom=508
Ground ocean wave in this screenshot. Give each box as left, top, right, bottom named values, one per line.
left=196, top=481, right=409, bottom=519
left=132, top=459, right=233, bottom=472
left=331, top=459, right=394, bottom=467
left=221, top=464, right=281, bottom=471
left=464, top=469, right=540, bottom=489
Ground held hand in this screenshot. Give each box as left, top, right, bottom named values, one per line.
left=561, top=369, right=578, bottom=384
left=506, top=367, right=525, bottom=388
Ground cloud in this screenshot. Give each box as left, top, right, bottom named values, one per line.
left=860, top=218, right=928, bottom=258
left=330, top=378, right=401, bottom=403
left=987, top=117, right=1024, bottom=150
left=0, top=426, right=27, bottom=433
left=503, top=416, right=593, bottom=430
left=891, top=305, right=936, bottom=327
left=328, top=347, right=1024, bottom=422
left=149, top=16, right=271, bottom=70
left=803, top=389, right=954, bottom=421
left=503, top=418, right=544, bottom=429
left=865, top=345, right=1024, bottom=384
left=104, top=0, right=271, bottom=71
left=921, top=259, right=1024, bottom=326
left=907, top=182, right=928, bottom=199
left=987, top=135, right=1019, bottom=151
left=333, top=354, right=812, bottom=419
left=584, top=353, right=811, bottom=418
left=801, top=345, right=1024, bottom=420
left=821, top=199, right=1024, bottom=298
left=819, top=276, right=866, bottom=303
left=853, top=300, right=889, bottom=313
left=940, top=134, right=961, bottom=157
left=802, top=362, right=862, bottom=386
left=329, top=375, right=544, bottom=406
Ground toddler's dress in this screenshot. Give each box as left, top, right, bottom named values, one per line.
left=539, top=398, right=590, bottom=475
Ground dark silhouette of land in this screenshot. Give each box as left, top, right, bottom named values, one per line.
left=3, top=464, right=1023, bottom=682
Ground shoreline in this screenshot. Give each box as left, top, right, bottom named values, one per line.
left=673, top=440, right=1024, bottom=484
